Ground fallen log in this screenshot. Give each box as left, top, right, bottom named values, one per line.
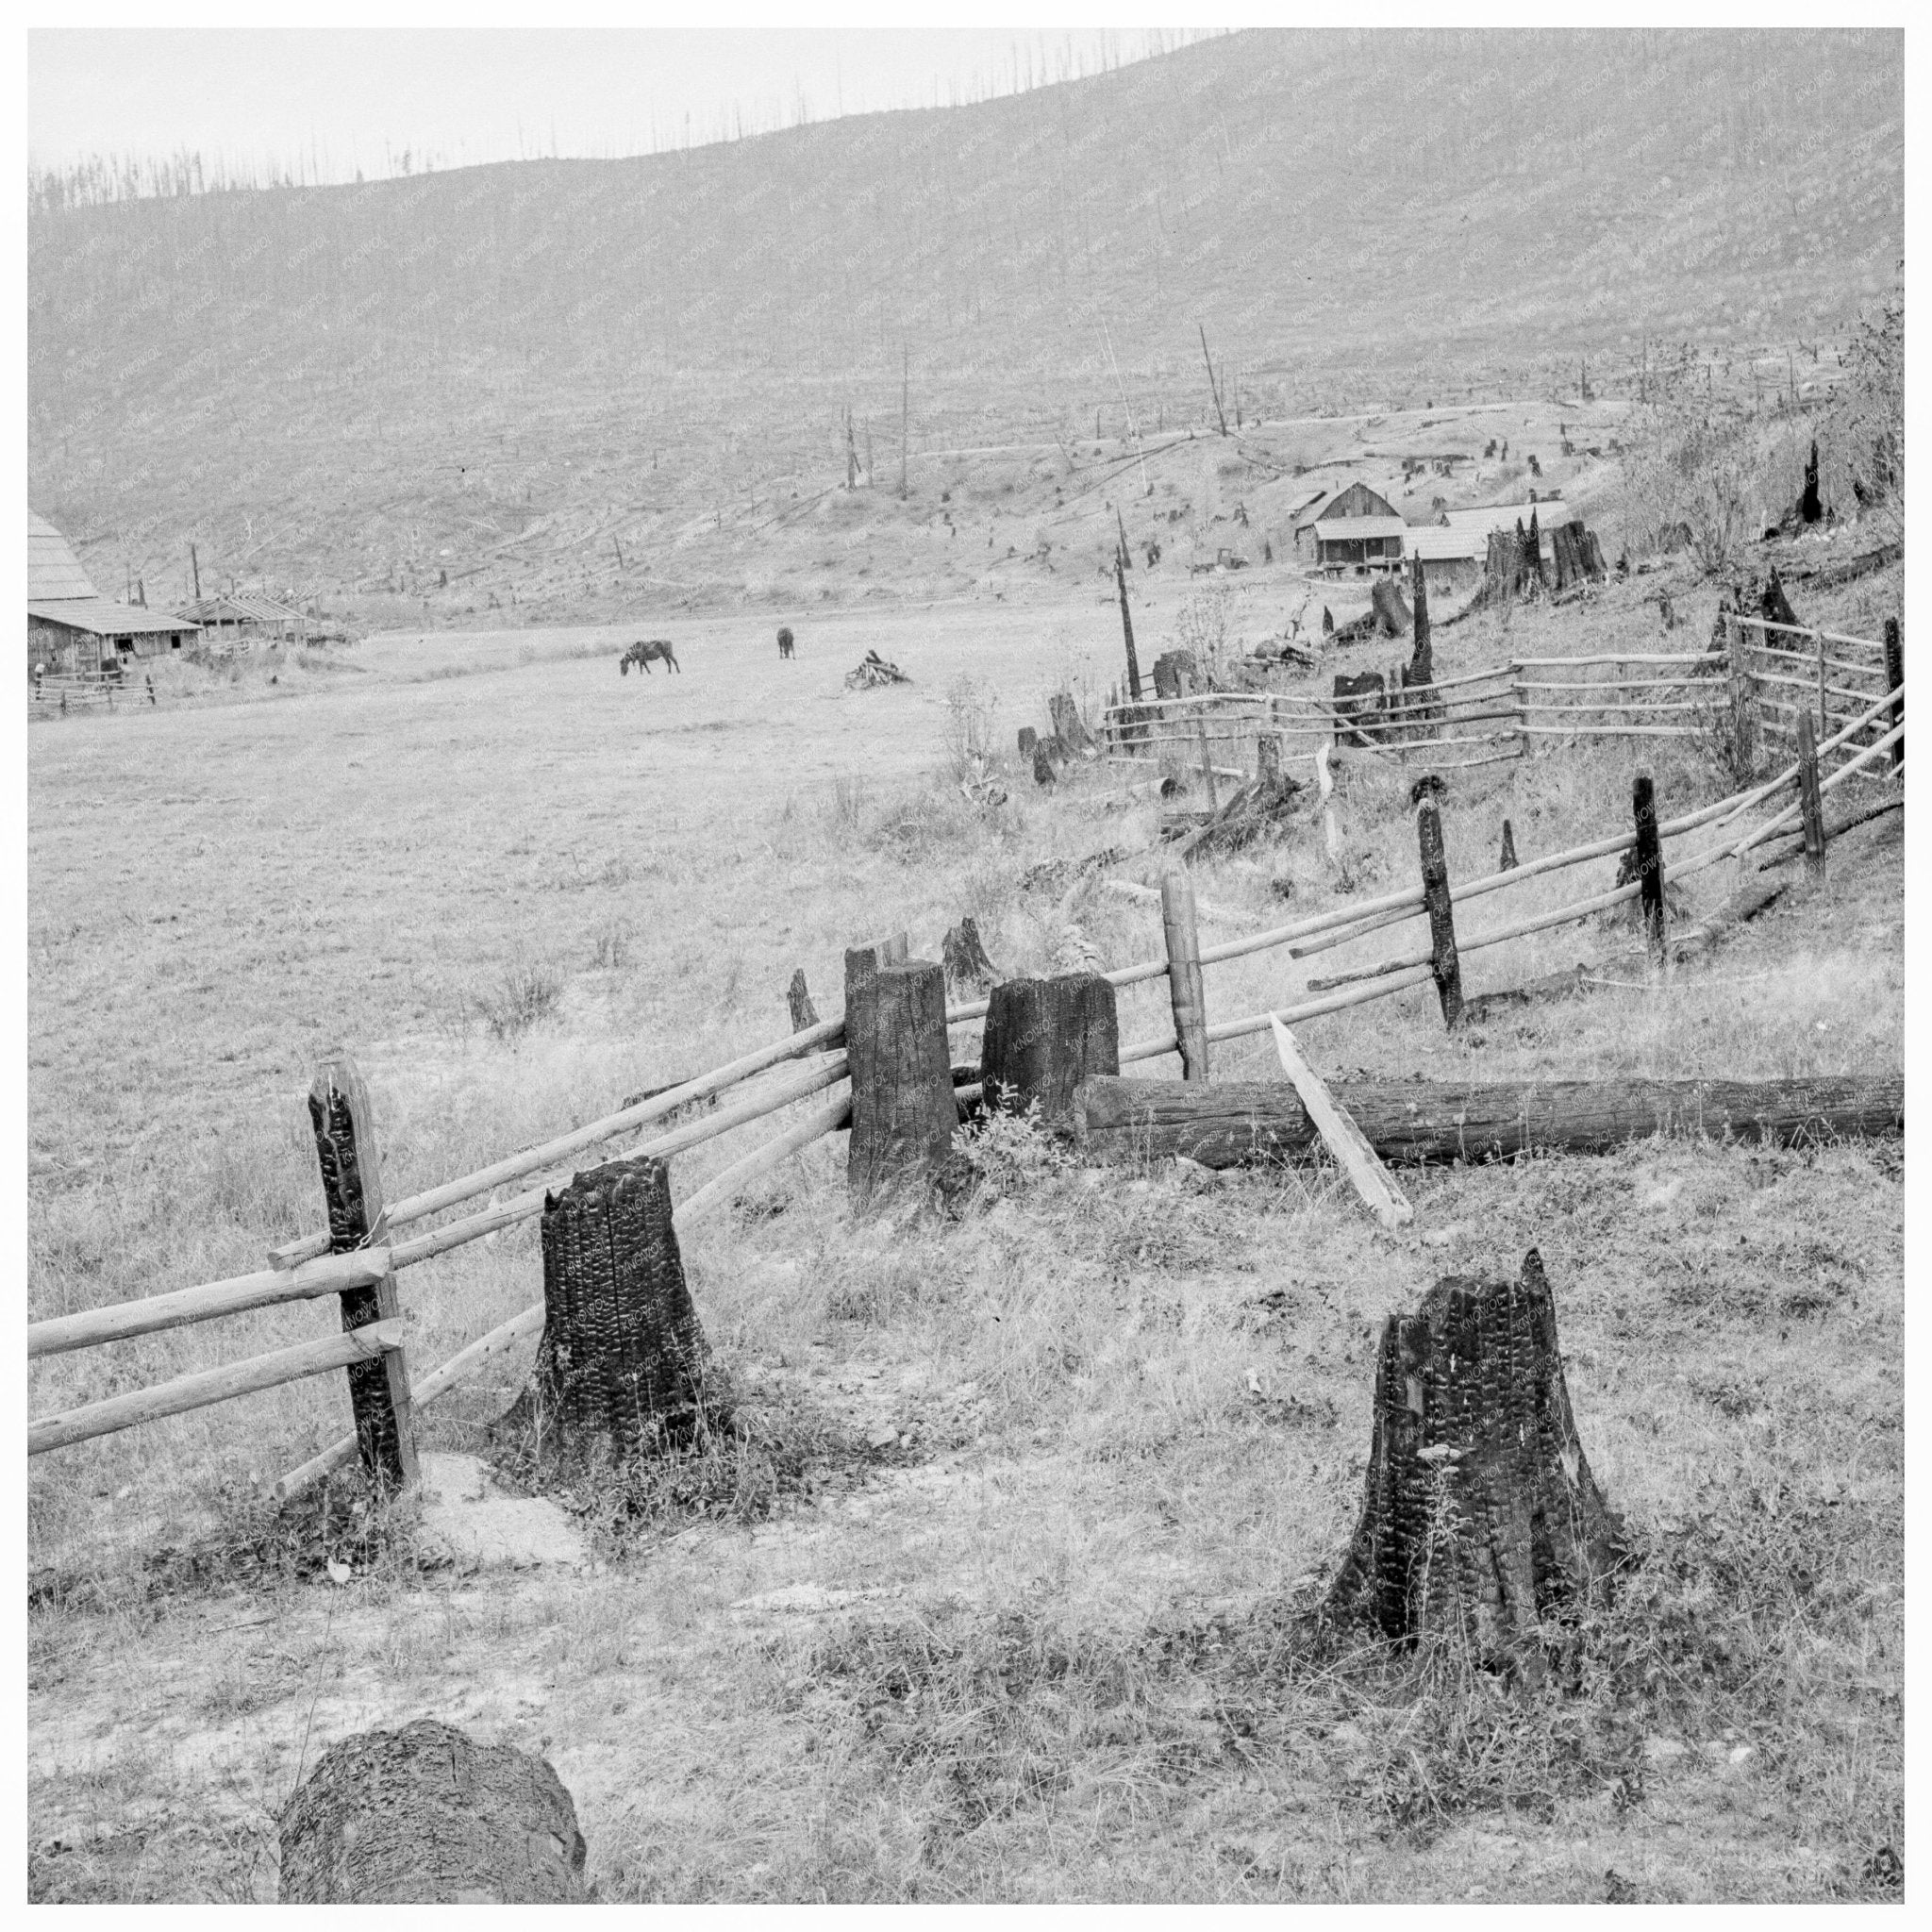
left=1072, top=1073, right=1901, bottom=1169
left=1753, top=795, right=1903, bottom=870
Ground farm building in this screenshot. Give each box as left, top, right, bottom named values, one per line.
left=27, top=511, right=198, bottom=675
left=185, top=591, right=307, bottom=641
left=1439, top=497, right=1568, bottom=560
left=1406, top=525, right=1485, bottom=592
left=1296, top=482, right=1407, bottom=575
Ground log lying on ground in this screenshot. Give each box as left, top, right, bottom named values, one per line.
left=1072, top=1074, right=1902, bottom=1168
left=1459, top=878, right=1789, bottom=1023
left=278, top=1720, right=589, bottom=1903
left=1323, top=1250, right=1624, bottom=1678
left=1753, top=795, right=1903, bottom=870
left=1167, top=762, right=1305, bottom=859
left=845, top=649, right=910, bottom=689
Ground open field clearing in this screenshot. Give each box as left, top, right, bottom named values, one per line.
left=27, top=567, right=1903, bottom=1901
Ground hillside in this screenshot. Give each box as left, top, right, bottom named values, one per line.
left=27, top=28, right=1902, bottom=612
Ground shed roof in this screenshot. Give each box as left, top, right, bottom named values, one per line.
left=1314, top=516, right=1407, bottom=543
left=27, top=598, right=200, bottom=638
left=1407, top=526, right=1485, bottom=561
left=1441, top=499, right=1567, bottom=536
left=28, top=511, right=100, bottom=601
left=188, top=591, right=303, bottom=624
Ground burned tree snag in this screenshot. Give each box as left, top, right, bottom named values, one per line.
left=1416, top=797, right=1463, bottom=1028
left=1761, top=567, right=1801, bottom=631
left=847, top=956, right=957, bottom=1206
left=1017, top=725, right=1039, bottom=759
left=307, top=1052, right=415, bottom=1487
left=788, top=968, right=820, bottom=1032
left=1800, top=439, right=1823, bottom=525
left=1372, top=575, right=1412, bottom=638
left=1499, top=819, right=1519, bottom=871
left=1152, top=650, right=1198, bottom=700
left=1407, top=558, right=1433, bottom=688
left=1795, top=709, right=1827, bottom=878
left=1632, top=773, right=1666, bottom=961
left=1323, top=1250, right=1625, bottom=1676
left=979, top=974, right=1120, bottom=1125
left=1032, top=741, right=1059, bottom=789
left=279, top=1720, right=590, bottom=1903
left=1115, top=550, right=1143, bottom=702
left=1050, top=691, right=1094, bottom=755
left=504, top=1154, right=718, bottom=1464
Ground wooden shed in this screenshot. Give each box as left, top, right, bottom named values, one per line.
left=28, top=511, right=198, bottom=675
left=1302, top=483, right=1407, bottom=576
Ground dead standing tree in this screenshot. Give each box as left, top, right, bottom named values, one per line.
left=1323, top=1250, right=1626, bottom=1680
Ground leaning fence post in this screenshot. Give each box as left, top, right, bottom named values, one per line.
left=1159, top=867, right=1210, bottom=1081
left=1415, top=796, right=1463, bottom=1027
left=307, top=1051, right=416, bottom=1487
left=845, top=938, right=954, bottom=1205
left=1795, top=710, right=1827, bottom=878
left=1195, top=712, right=1219, bottom=813
left=1814, top=627, right=1828, bottom=738
left=1631, top=773, right=1667, bottom=963
left=1884, top=617, right=1904, bottom=769
left=1511, top=660, right=1529, bottom=760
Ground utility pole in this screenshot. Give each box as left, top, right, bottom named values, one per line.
left=1100, top=319, right=1152, bottom=496
left=189, top=542, right=201, bottom=602
left=899, top=346, right=909, bottom=497
left=1199, top=323, right=1228, bottom=436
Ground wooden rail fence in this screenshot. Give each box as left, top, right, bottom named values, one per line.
left=27, top=671, right=1904, bottom=1496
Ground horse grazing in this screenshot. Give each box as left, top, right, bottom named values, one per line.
left=776, top=626, right=795, bottom=659
left=620, top=640, right=679, bottom=675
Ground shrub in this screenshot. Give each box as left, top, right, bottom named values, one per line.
left=471, top=956, right=562, bottom=1041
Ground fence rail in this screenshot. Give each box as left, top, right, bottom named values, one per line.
left=29, top=645, right=1905, bottom=1493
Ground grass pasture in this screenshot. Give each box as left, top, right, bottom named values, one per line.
left=26, top=568, right=1904, bottom=1902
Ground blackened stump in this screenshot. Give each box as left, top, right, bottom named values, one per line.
left=1499, top=818, right=1519, bottom=871
left=508, top=1155, right=716, bottom=1463
left=278, top=1719, right=589, bottom=1903
left=1324, top=1251, right=1625, bottom=1676
left=941, top=916, right=1000, bottom=996
left=847, top=955, right=957, bottom=1206
left=980, top=974, right=1120, bottom=1125
left=787, top=968, right=819, bottom=1031
left=1415, top=798, right=1463, bottom=1027
left=1632, top=773, right=1666, bottom=961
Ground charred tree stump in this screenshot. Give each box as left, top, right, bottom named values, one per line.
left=1884, top=618, right=1904, bottom=770
left=847, top=955, right=957, bottom=1206
left=1256, top=733, right=1283, bottom=787
left=1632, top=773, right=1667, bottom=961
left=278, top=1719, right=590, bottom=1903
left=979, top=974, right=1120, bottom=1125
left=1333, top=671, right=1387, bottom=747
left=504, top=1154, right=717, bottom=1463
left=1031, top=741, right=1058, bottom=789
left=1416, top=797, right=1463, bottom=1028
left=1017, top=725, right=1039, bottom=759
left=1372, top=575, right=1412, bottom=637
left=1049, top=691, right=1094, bottom=754
left=1499, top=819, right=1519, bottom=871
left=1323, top=1251, right=1625, bottom=1677
left=787, top=968, right=819, bottom=1032
left=1800, top=439, right=1823, bottom=525
left=307, top=1053, right=415, bottom=1487
left=941, top=916, right=1000, bottom=996
left=1761, top=566, right=1801, bottom=631
left=1795, top=709, right=1827, bottom=878
left=1152, top=650, right=1198, bottom=700
left=1524, top=508, right=1546, bottom=591
left=1407, top=558, right=1433, bottom=688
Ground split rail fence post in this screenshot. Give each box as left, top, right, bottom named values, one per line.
left=1884, top=618, right=1904, bottom=769
left=1159, top=868, right=1210, bottom=1082
left=1794, top=710, right=1827, bottom=878
left=1631, top=774, right=1667, bottom=964
left=307, top=1051, right=416, bottom=1486
left=1510, top=660, right=1529, bottom=759
left=845, top=935, right=954, bottom=1205
left=1814, top=627, right=1828, bottom=739
left=1195, top=714, right=1219, bottom=812
left=1415, top=796, right=1463, bottom=1027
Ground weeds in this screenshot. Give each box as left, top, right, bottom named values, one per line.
left=471, top=956, right=563, bottom=1041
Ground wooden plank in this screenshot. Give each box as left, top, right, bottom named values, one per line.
left=1074, top=1074, right=1903, bottom=1170
left=30, top=1320, right=407, bottom=1457
left=1269, top=1019, right=1413, bottom=1229
left=1160, top=868, right=1210, bottom=1082
left=27, top=1250, right=390, bottom=1358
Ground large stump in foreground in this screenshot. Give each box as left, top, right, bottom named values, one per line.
left=979, top=973, right=1119, bottom=1126
left=279, top=1720, right=589, bottom=1902
left=1324, top=1250, right=1624, bottom=1676
left=501, top=1154, right=717, bottom=1463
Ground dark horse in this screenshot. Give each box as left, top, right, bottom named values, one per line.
left=777, top=626, right=795, bottom=659
left=620, top=640, right=679, bottom=675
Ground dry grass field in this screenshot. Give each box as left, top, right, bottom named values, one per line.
left=26, top=561, right=1903, bottom=1902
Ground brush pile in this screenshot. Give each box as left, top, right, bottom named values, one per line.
left=845, top=650, right=909, bottom=690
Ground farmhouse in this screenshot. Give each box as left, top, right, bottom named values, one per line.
left=1296, top=482, right=1407, bottom=576
left=27, top=511, right=197, bottom=675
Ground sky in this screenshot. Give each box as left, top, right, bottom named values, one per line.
left=27, top=25, right=1223, bottom=186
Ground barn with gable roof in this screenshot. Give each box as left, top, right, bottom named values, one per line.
left=27, top=511, right=198, bottom=675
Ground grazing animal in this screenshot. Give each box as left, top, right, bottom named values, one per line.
left=620, top=640, right=679, bottom=675
left=777, top=626, right=794, bottom=659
